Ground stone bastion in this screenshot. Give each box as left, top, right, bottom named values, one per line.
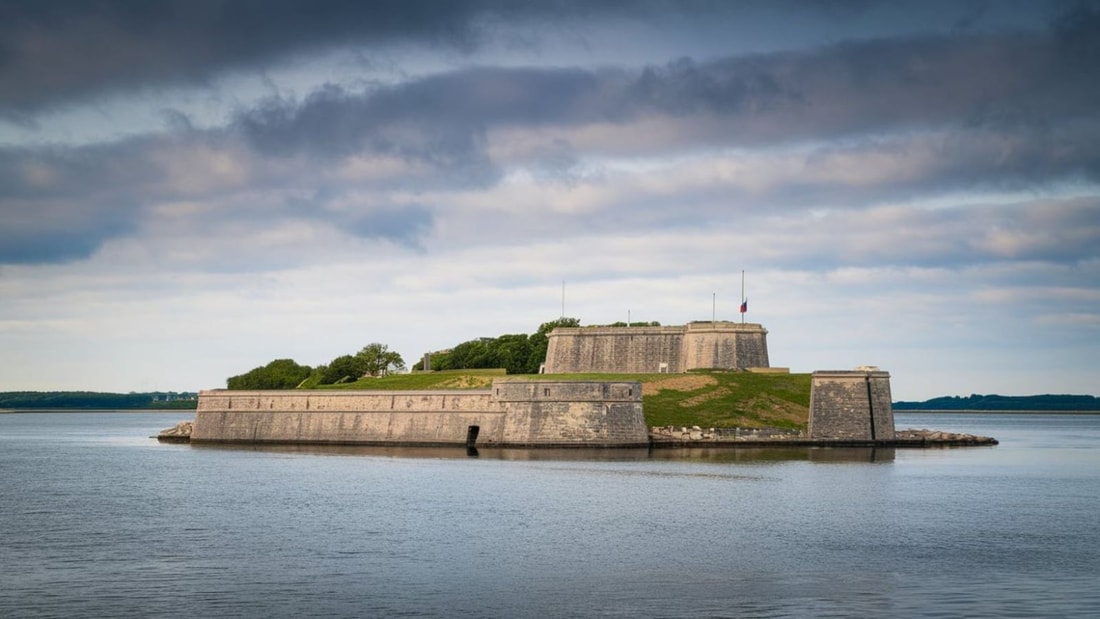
left=543, top=321, right=769, bottom=374
left=190, top=379, right=648, bottom=448
left=808, top=369, right=895, bottom=441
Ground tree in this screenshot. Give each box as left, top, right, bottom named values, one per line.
left=357, top=342, right=406, bottom=377
left=318, top=355, right=365, bottom=384
left=494, top=333, right=532, bottom=374
left=445, top=338, right=490, bottom=370
left=227, top=359, right=313, bottom=390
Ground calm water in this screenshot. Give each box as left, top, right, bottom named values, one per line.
left=1, top=412, right=1098, bottom=618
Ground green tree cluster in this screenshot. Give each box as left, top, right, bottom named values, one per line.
left=317, top=355, right=362, bottom=385
left=312, top=343, right=407, bottom=385
left=226, top=344, right=406, bottom=389
left=357, top=342, right=406, bottom=377
left=414, top=317, right=580, bottom=374
left=227, top=359, right=313, bottom=389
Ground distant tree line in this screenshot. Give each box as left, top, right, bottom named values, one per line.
left=226, top=343, right=405, bottom=390
left=0, top=391, right=197, bottom=410
left=412, top=317, right=581, bottom=374
left=893, top=394, right=1100, bottom=411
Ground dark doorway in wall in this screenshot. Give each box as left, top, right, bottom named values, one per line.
left=466, top=425, right=480, bottom=448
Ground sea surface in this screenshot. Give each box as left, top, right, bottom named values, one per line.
left=1, top=411, right=1098, bottom=618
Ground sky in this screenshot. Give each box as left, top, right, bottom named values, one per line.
left=1, top=0, right=1098, bottom=400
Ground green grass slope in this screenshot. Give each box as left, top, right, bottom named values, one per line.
left=314, top=369, right=810, bottom=430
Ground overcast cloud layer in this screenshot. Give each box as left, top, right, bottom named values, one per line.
left=1, top=0, right=1098, bottom=399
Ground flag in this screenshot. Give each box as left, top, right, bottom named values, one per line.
left=739, top=299, right=747, bottom=313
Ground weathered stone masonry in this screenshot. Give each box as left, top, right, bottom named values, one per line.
left=191, top=379, right=648, bottom=447
left=543, top=321, right=769, bottom=374
left=808, top=370, right=895, bottom=441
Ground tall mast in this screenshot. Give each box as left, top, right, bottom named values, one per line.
left=741, top=270, right=746, bottom=324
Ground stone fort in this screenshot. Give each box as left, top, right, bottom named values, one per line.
left=543, top=321, right=769, bottom=374
left=181, top=320, right=897, bottom=446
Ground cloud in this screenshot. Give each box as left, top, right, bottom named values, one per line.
left=0, top=0, right=506, bottom=115
left=0, top=207, right=135, bottom=264
left=229, top=17, right=1100, bottom=178
left=1, top=3, right=1098, bottom=344
left=0, top=127, right=443, bottom=264
left=3, top=1, right=1082, bottom=120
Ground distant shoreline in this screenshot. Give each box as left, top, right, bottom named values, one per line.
left=0, top=409, right=191, bottom=414
left=898, top=409, right=1100, bottom=415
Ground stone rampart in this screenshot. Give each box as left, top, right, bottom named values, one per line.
left=190, top=380, right=647, bottom=447
left=494, top=380, right=646, bottom=445
left=808, top=369, right=895, bottom=440
left=543, top=322, right=769, bottom=373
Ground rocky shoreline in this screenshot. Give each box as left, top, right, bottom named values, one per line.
left=158, top=421, right=996, bottom=448
left=647, top=425, right=997, bottom=447
left=156, top=420, right=192, bottom=443
left=892, top=428, right=1000, bottom=446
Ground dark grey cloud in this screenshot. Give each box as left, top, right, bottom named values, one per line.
left=0, top=0, right=492, bottom=115
left=344, top=204, right=433, bottom=246
left=0, top=0, right=1064, bottom=118
left=0, top=141, right=161, bottom=201
left=283, top=190, right=433, bottom=247
left=234, top=67, right=603, bottom=163
left=229, top=13, right=1100, bottom=181
left=0, top=0, right=767, bottom=116
left=0, top=138, right=169, bottom=263
left=0, top=129, right=441, bottom=264
left=0, top=198, right=137, bottom=264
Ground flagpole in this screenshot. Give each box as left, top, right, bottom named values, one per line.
left=712, top=292, right=716, bottom=324
left=741, top=270, right=745, bottom=324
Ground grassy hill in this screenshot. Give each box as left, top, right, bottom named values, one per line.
left=317, top=369, right=811, bottom=430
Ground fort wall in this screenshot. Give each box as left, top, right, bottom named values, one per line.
left=191, top=380, right=648, bottom=447
left=808, top=369, right=895, bottom=441
left=543, top=322, right=769, bottom=374
left=494, top=380, right=646, bottom=445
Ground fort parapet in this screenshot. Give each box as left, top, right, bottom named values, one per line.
left=543, top=321, right=769, bottom=373
left=190, top=379, right=648, bottom=447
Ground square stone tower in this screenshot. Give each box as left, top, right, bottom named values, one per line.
left=808, top=368, right=895, bottom=441
left=543, top=322, right=769, bottom=373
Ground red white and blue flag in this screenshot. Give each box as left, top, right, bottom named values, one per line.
left=739, top=299, right=748, bottom=313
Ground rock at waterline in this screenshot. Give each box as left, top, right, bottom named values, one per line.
left=895, top=428, right=998, bottom=446
left=157, top=421, right=192, bottom=443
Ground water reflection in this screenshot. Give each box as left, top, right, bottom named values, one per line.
left=649, top=446, right=895, bottom=463
left=183, top=441, right=895, bottom=463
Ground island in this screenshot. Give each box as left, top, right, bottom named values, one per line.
left=159, top=321, right=997, bottom=449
